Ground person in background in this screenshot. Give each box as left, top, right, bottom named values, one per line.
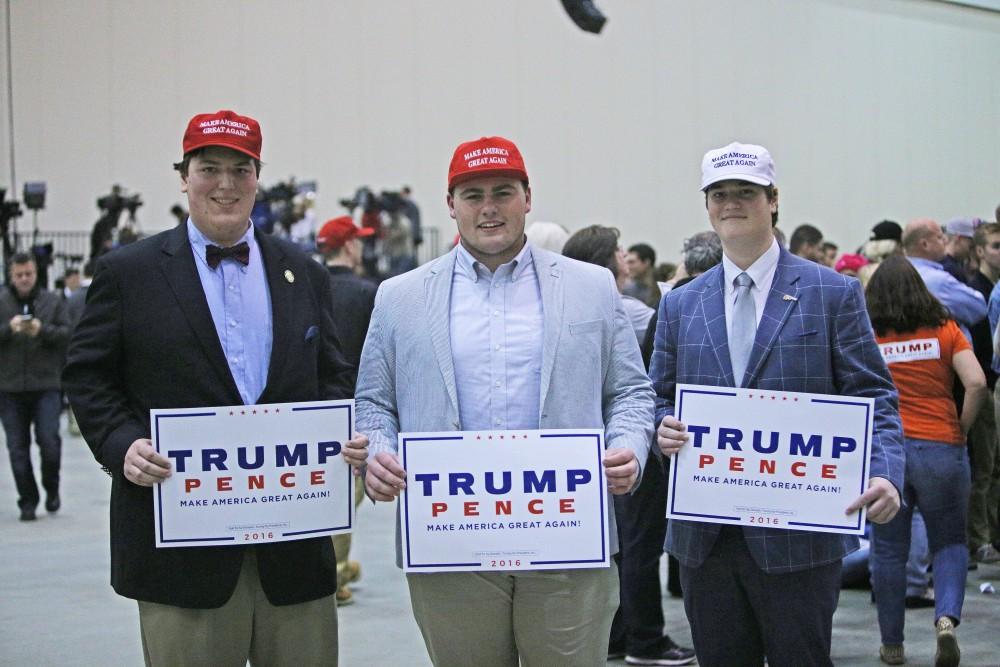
left=866, top=255, right=986, bottom=667
left=564, top=226, right=654, bottom=342
left=965, top=222, right=1000, bottom=564
left=821, top=240, right=838, bottom=267
left=0, top=252, right=71, bottom=521
left=624, top=242, right=661, bottom=308
left=788, top=223, right=825, bottom=263
left=941, top=217, right=980, bottom=285
left=902, top=218, right=986, bottom=340
left=525, top=220, right=570, bottom=254
left=61, top=268, right=81, bottom=299
left=316, top=215, right=378, bottom=606
left=561, top=223, right=697, bottom=666
left=835, top=253, right=869, bottom=280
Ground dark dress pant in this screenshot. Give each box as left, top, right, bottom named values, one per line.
left=679, top=525, right=841, bottom=667
left=0, top=390, right=62, bottom=510
left=610, top=450, right=668, bottom=655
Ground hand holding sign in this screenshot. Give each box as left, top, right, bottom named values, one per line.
left=124, top=438, right=172, bottom=486
left=657, top=415, right=689, bottom=457
left=845, top=477, right=900, bottom=524
left=366, top=451, right=407, bottom=501
left=341, top=432, right=369, bottom=475
left=603, top=448, right=638, bottom=495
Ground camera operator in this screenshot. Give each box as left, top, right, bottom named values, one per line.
left=0, top=252, right=71, bottom=521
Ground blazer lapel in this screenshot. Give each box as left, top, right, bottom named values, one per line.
left=744, top=250, right=801, bottom=386
left=257, top=231, right=292, bottom=392
left=159, top=225, right=241, bottom=401
left=536, top=251, right=563, bottom=408
left=699, top=267, right=736, bottom=386
left=425, top=250, right=460, bottom=418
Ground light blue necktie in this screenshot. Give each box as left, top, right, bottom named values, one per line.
left=730, top=272, right=756, bottom=386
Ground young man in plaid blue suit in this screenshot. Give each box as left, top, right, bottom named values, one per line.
left=649, top=142, right=905, bottom=666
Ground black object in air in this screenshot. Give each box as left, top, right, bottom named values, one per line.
left=561, top=0, right=607, bottom=34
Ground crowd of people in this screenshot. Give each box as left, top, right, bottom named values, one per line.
left=1, top=110, right=998, bottom=667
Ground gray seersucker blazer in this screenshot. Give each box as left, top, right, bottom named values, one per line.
left=356, top=244, right=655, bottom=566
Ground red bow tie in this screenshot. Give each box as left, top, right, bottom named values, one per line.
left=206, top=242, right=250, bottom=269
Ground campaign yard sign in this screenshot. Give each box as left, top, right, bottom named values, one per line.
left=151, top=400, right=354, bottom=548
left=667, top=384, right=873, bottom=535
left=400, top=429, right=610, bottom=572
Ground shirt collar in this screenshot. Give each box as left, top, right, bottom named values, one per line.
left=454, top=238, right=533, bottom=283
left=187, top=219, right=256, bottom=269
left=722, top=237, right=780, bottom=290
left=907, top=256, right=943, bottom=270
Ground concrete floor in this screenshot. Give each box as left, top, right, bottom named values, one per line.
left=1, top=419, right=998, bottom=666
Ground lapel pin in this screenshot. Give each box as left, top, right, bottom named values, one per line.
left=782, top=294, right=798, bottom=302
left=284, top=269, right=295, bottom=284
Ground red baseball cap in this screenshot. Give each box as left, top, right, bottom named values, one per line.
left=182, top=109, right=262, bottom=160
left=448, top=136, right=528, bottom=190
left=317, top=216, right=375, bottom=253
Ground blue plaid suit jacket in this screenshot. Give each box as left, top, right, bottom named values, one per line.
left=650, top=246, right=904, bottom=574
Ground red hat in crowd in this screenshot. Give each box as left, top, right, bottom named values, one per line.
left=834, top=253, right=869, bottom=274
left=316, top=216, right=375, bottom=253
left=182, top=109, right=262, bottom=160
left=447, top=136, right=528, bottom=190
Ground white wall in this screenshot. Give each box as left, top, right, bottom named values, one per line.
left=2, top=0, right=999, bottom=261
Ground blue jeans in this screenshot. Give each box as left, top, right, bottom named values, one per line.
left=0, top=390, right=62, bottom=510
left=872, top=438, right=970, bottom=645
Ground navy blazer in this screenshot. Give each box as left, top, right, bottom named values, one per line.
left=650, top=246, right=904, bottom=574
left=63, top=224, right=355, bottom=607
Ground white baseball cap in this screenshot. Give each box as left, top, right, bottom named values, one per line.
left=701, top=142, right=776, bottom=190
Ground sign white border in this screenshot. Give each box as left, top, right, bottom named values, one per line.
left=399, top=429, right=610, bottom=572
left=667, top=384, right=872, bottom=535
left=152, top=399, right=355, bottom=548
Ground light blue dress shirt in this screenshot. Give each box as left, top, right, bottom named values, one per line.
left=450, top=242, right=543, bottom=431
left=908, top=256, right=986, bottom=342
left=187, top=219, right=272, bottom=405
left=987, top=280, right=1000, bottom=373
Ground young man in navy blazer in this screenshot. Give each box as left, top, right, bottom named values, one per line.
left=64, top=110, right=367, bottom=666
left=650, top=142, right=905, bottom=666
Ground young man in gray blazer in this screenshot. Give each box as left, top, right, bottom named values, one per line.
left=356, top=136, right=655, bottom=667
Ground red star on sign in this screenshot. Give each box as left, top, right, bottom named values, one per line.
left=500, top=435, right=505, bottom=439
left=264, top=409, right=268, bottom=414
left=488, top=435, right=493, bottom=440
left=241, top=410, right=246, bottom=415
left=229, top=411, right=234, bottom=416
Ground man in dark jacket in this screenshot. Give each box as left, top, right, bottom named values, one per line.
left=317, top=215, right=377, bottom=605
left=63, top=110, right=367, bottom=666
left=0, top=252, right=71, bottom=521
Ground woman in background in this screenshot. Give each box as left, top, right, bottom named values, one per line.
left=865, top=255, right=986, bottom=667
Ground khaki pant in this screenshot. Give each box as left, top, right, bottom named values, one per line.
left=138, top=550, right=337, bottom=667
left=407, top=563, right=618, bottom=667
left=332, top=476, right=366, bottom=585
